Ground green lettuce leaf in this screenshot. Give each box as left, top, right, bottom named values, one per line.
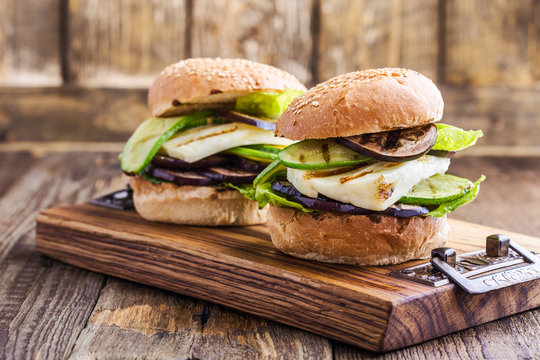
left=253, top=159, right=287, bottom=188
left=222, top=182, right=257, bottom=201
left=255, top=182, right=314, bottom=212
left=432, top=124, right=483, bottom=152
left=427, top=175, right=486, bottom=217
left=235, top=89, right=304, bottom=119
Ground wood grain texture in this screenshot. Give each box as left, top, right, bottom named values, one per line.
left=333, top=308, right=540, bottom=359
left=447, top=157, right=540, bottom=236
left=0, top=152, right=125, bottom=359
left=0, top=0, right=62, bottom=85
left=191, top=0, right=315, bottom=86
left=35, top=204, right=540, bottom=352
left=68, top=278, right=207, bottom=359
left=318, top=0, right=439, bottom=82
left=442, top=86, right=540, bottom=147
left=192, top=303, right=332, bottom=360
left=445, top=0, right=540, bottom=87
left=0, top=151, right=35, bottom=198
left=68, top=0, right=188, bottom=87
left=0, top=87, right=149, bottom=141
left=69, top=278, right=332, bottom=359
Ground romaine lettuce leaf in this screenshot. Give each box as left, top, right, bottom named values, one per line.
left=427, top=175, right=485, bottom=217
left=432, top=124, right=483, bottom=152
left=222, top=182, right=256, bottom=201
left=255, top=182, right=314, bottom=212
left=235, top=89, right=304, bottom=119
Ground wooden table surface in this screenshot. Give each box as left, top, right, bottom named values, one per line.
left=0, top=148, right=539, bottom=360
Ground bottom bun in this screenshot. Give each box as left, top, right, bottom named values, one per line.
left=129, top=176, right=266, bottom=226
left=267, top=205, right=449, bottom=266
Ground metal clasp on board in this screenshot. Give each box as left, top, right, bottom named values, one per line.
left=391, top=234, right=540, bottom=294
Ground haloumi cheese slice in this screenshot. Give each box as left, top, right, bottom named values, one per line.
left=162, top=122, right=292, bottom=163
left=287, top=156, right=450, bottom=211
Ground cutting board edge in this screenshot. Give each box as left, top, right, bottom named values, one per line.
left=381, top=280, right=540, bottom=351
left=35, top=217, right=394, bottom=352
left=34, top=204, right=540, bottom=352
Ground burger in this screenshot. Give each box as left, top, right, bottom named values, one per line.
left=253, top=68, right=484, bottom=265
left=120, top=58, right=306, bottom=226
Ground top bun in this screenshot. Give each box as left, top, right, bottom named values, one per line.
left=276, top=68, right=443, bottom=140
left=148, top=58, right=307, bottom=117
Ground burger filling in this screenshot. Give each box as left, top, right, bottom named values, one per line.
left=253, top=124, right=485, bottom=218
left=120, top=89, right=303, bottom=200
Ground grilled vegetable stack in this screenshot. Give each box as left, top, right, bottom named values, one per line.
left=120, top=58, right=306, bottom=226
left=254, top=68, right=485, bottom=265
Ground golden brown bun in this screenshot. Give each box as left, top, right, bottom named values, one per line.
left=266, top=206, right=449, bottom=266
left=148, top=58, right=307, bottom=117
left=129, top=176, right=266, bottom=226
left=276, top=68, right=444, bottom=140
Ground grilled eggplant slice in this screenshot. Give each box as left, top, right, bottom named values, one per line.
left=271, top=180, right=429, bottom=217
left=197, top=167, right=259, bottom=184
left=337, top=123, right=437, bottom=162
left=149, top=167, right=215, bottom=186
left=217, top=110, right=277, bottom=131
left=151, top=154, right=231, bottom=169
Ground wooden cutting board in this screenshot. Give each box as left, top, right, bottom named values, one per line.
left=35, top=204, right=540, bottom=352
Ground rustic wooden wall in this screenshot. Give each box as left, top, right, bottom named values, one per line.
left=0, top=0, right=539, bottom=152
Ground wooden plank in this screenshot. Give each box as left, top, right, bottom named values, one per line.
left=442, top=86, right=540, bottom=148
left=0, top=152, right=36, bottom=198
left=0, top=0, right=62, bottom=85
left=36, top=206, right=393, bottom=351
left=0, top=152, right=127, bottom=359
left=0, top=142, right=124, bottom=155
left=318, top=0, right=439, bottom=82
left=333, top=309, right=540, bottom=359
left=68, top=0, right=188, bottom=87
left=0, top=87, right=149, bottom=141
left=69, top=278, right=332, bottom=359
left=192, top=303, right=332, bottom=359
left=0, top=152, right=123, bottom=262
left=448, top=157, right=540, bottom=236
left=35, top=204, right=540, bottom=352
left=445, top=0, right=540, bottom=87
left=191, top=0, right=315, bottom=86
left=68, top=278, right=206, bottom=359
left=0, top=260, right=105, bottom=359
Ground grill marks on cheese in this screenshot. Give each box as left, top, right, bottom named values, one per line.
left=161, top=122, right=292, bottom=163
left=177, top=125, right=239, bottom=146
left=287, top=155, right=450, bottom=211
left=375, top=176, right=395, bottom=201
left=339, top=170, right=374, bottom=184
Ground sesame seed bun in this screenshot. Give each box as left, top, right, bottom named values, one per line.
left=148, top=58, right=307, bottom=117
left=276, top=68, right=443, bottom=140
left=267, top=206, right=449, bottom=266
